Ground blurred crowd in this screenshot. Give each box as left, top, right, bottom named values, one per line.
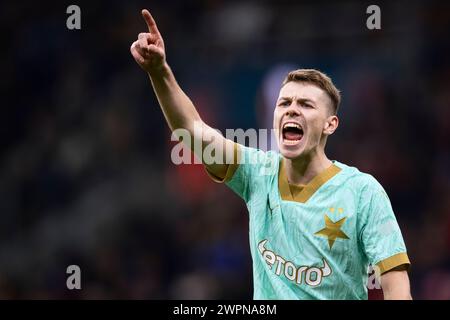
left=0, top=0, right=449, bottom=299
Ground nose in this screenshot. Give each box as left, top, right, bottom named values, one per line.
left=285, top=107, right=300, bottom=118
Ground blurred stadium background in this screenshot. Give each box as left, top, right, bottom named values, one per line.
left=0, top=0, right=449, bottom=299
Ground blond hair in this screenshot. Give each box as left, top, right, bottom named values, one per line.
left=282, top=69, right=341, bottom=114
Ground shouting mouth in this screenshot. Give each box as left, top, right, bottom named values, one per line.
left=282, top=122, right=304, bottom=146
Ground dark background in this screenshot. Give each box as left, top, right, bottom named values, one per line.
left=0, top=0, right=449, bottom=299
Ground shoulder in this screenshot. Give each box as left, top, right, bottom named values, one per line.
left=237, top=145, right=280, bottom=174
left=333, top=161, right=393, bottom=220
left=238, top=145, right=279, bottom=160
left=333, top=161, right=386, bottom=195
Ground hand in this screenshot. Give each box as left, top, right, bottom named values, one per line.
left=130, top=9, right=166, bottom=74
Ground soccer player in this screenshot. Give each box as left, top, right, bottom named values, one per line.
left=131, top=9, right=412, bottom=300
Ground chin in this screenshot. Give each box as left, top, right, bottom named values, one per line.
left=278, top=140, right=307, bottom=159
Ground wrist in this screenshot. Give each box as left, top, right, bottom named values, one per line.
left=148, top=61, right=170, bottom=79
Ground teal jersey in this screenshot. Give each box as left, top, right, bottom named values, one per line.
left=208, top=144, right=410, bottom=300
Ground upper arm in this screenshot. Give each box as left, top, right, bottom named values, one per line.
left=380, top=269, right=412, bottom=300
left=201, top=126, right=238, bottom=182
left=204, top=143, right=276, bottom=203
left=185, top=121, right=236, bottom=181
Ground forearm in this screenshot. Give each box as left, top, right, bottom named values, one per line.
left=148, top=62, right=202, bottom=132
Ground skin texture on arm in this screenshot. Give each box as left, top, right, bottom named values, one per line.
left=380, top=269, right=412, bottom=300
left=130, top=9, right=233, bottom=180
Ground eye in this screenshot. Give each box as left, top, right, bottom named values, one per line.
left=279, top=101, right=290, bottom=107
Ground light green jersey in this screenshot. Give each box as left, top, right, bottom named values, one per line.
left=208, top=144, right=410, bottom=300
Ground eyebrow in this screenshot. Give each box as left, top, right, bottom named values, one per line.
left=277, top=97, right=317, bottom=106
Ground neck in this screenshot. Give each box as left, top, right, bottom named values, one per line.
left=284, top=148, right=332, bottom=185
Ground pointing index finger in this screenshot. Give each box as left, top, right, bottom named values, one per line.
left=142, top=9, right=160, bottom=36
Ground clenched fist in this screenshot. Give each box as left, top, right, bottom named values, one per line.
left=130, top=9, right=166, bottom=74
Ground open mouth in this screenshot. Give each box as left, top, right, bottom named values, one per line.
left=282, top=122, right=304, bottom=145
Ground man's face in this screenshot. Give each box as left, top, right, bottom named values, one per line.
left=273, top=81, right=338, bottom=160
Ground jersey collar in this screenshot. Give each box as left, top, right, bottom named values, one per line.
left=278, top=158, right=342, bottom=203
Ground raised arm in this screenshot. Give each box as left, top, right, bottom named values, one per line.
left=130, top=9, right=234, bottom=180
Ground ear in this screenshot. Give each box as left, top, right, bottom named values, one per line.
left=323, top=115, right=339, bottom=136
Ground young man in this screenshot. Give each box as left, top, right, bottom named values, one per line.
left=131, top=9, right=412, bottom=300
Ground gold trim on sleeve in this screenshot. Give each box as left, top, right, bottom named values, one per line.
left=205, top=143, right=240, bottom=183
left=376, top=252, right=411, bottom=274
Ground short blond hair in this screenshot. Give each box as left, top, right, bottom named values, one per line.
left=282, top=69, right=341, bottom=114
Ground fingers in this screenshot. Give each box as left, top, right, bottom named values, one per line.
left=132, top=40, right=149, bottom=60
left=138, top=34, right=148, bottom=52
left=147, top=44, right=162, bottom=55
left=132, top=36, right=161, bottom=61
left=142, top=9, right=161, bottom=37
left=136, top=33, right=157, bottom=54
left=138, top=32, right=157, bottom=46
left=130, top=41, right=145, bottom=64
left=131, top=10, right=165, bottom=70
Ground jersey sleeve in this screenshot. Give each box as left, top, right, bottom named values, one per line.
left=205, top=143, right=277, bottom=202
left=357, top=176, right=411, bottom=275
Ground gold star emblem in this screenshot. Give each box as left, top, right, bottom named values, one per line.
left=315, top=213, right=349, bottom=249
